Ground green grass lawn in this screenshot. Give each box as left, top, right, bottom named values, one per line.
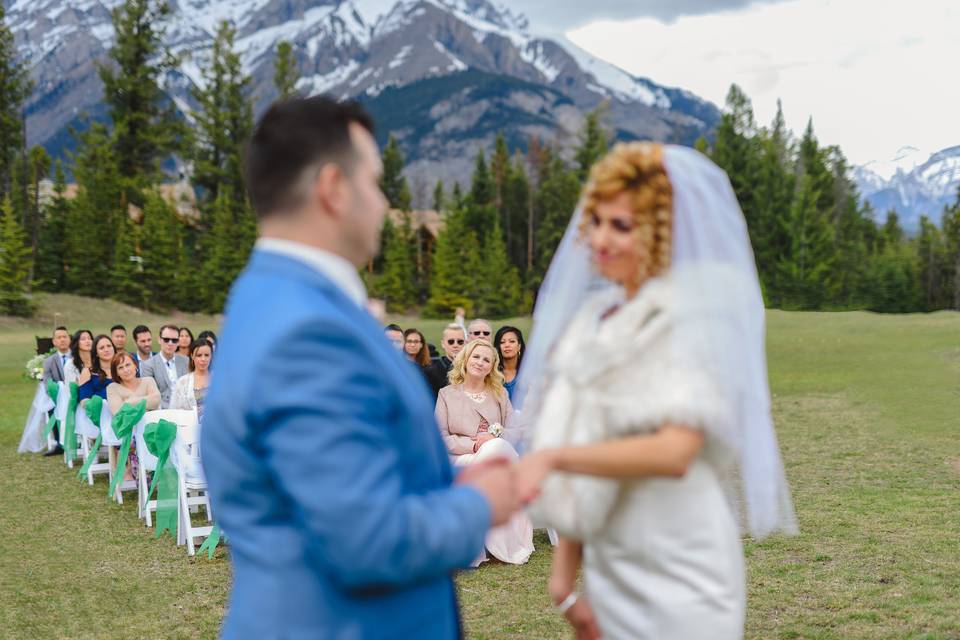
left=1, top=295, right=959, bottom=638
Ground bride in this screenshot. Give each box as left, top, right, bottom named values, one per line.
left=515, top=142, right=797, bottom=639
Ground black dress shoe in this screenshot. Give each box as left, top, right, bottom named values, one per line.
left=43, top=445, right=64, bottom=457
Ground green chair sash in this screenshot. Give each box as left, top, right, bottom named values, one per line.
left=143, top=419, right=178, bottom=538
left=106, top=400, right=146, bottom=499
left=77, top=396, right=104, bottom=480
left=63, top=383, right=79, bottom=463
left=42, top=380, right=59, bottom=440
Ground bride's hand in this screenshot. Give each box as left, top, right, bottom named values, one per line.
left=516, top=450, right=556, bottom=504
left=566, top=595, right=601, bottom=640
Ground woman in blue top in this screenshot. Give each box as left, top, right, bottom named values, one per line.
left=494, top=326, right=525, bottom=402
left=77, top=334, right=116, bottom=402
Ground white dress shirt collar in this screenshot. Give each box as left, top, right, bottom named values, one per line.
left=256, top=238, right=368, bottom=308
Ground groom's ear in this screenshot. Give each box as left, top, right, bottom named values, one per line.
left=313, top=163, right=348, bottom=220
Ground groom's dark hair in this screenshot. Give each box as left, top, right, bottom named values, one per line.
left=244, top=95, right=375, bottom=219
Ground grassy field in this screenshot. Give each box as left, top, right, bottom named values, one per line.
left=1, top=294, right=959, bottom=638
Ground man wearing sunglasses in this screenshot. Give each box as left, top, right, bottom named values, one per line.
left=426, top=323, right=466, bottom=397
left=467, top=319, right=493, bottom=341
left=139, top=323, right=188, bottom=408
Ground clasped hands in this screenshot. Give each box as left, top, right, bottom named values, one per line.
left=454, top=449, right=556, bottom=527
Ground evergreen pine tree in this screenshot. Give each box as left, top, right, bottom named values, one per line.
left=0, top=5, right=31, bottom=197
left=35, top=161, right=69, bottom=291
left=469, top=151, right=494, bottom=208
left=273, top=40, right=299, bottom=99
left=25, top=145, right=50, bottom=284
left=99, top=0, right=182, bottom=194
left=941, top=187, right=960, bottom=309
left=711, top=85, right=761, bottom=249
left=424, top=206, right=476, bottom=318
left=192, top=19, right=253, bottom=212
left=380, top=135, right=412, bottom=210
left=432, top=180, right=446, bottom=212
left=777, top=174, right=835, bottom=309
left=140, top=190, right=182, bottom=310
left=111, top=211, right=145, bottom=307
left=379, top=212, right=417, bottom=312
left=533, top=149, right=581, bottom=289
left=916, top=215, right=947, bottom=310
left=202, top=189, right=253, bottom=312
left=475, top=217, right=522, bottom=318
left=66, top=123, right=123, bottom=294
left=0, top=196, right=32, bottom=315
left=503, top=155, right=531, bottom=276
left=574, top=106, right=609, bottom=181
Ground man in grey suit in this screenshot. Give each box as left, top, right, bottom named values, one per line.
left=41, top=326, right=71, bottom=455
left=140, top=324, right=188, bottom=408
left=42, top=326, right=71, bottom=384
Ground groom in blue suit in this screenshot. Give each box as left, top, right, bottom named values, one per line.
left=202, top=97, right=519, bottom=639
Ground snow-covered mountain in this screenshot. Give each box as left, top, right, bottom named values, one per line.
left=5, top=0, right=720, bottom=190
left=854, top=145, right=960, bottom=231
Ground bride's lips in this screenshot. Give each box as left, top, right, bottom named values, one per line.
left=593, top=251, right=615, bottom=264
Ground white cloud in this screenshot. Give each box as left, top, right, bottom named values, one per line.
left=565, top=0, right=960, bottom=165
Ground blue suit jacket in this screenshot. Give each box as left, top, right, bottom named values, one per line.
left=202, top=250, right=490, bottom=639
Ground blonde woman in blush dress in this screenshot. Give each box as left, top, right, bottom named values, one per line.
left=435, top=340, right=534, bottom=566
left=514, top=143, right=797, bottom=640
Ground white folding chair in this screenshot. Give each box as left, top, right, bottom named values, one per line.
left=135, top=409, right=195, bottom=527
left=56, top=384, right=84, bottom=469
left=171, top=412, right=216, bottom=556
left=100, top=406, right=137, bottom=503
left=17, top=382, right=54, bottom=454
left=76, top=402, right=113, bottom=486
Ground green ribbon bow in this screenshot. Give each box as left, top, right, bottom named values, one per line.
left=143, top=419, right=178, bottom=538
left=63, top=383, right=79, bottom=463
left=77, top=396, right=104, bottom=480
left=106, top=400, right=146, bottom=499
left=197, top=524, right=222, bottom=559
left=42, top=379, right=60, bottom=440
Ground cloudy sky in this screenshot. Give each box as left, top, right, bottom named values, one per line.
left=515, top=0, right=959, bottom=169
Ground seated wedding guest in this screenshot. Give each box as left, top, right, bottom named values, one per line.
left=43, top=326, right=72, bottom=384
left=132, top=325, right=155, bottom=375
left=140, top=324, right=188, bottom=409
left=77, top=335, right=116, bottom=403
left=107, top=352, right=160, bottom=481
left=42, top=326, right=71, bottom=455
left=384, top=324, right=404, bottom=350
left=494, top=326, right=526, bottom=402
left=435, top=339, right=534, bottom=566
left=110, top=325, right=128, bottom=352
left=177, top=326, right=194, bottom=357
left=197, top=330, right=217, bottom=350
left=64, top=329, right=94, bottom=384
left=403, top=328, right=431, bottom=367
left=467, top=318, right=493, bottom=341
left=425, top=323, right=465, bottom=397
left=171, top=340, right=213, bottom=423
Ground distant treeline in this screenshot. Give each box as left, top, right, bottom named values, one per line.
left=0, top=1, right=957, bottom=319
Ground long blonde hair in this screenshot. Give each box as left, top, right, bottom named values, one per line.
left=447, top=339, right=506, bottom=397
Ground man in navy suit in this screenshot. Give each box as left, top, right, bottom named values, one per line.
left=202, top=96, right=520, bottom=639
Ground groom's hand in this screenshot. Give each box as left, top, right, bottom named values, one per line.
left=459, top=461, right=520, bottom=526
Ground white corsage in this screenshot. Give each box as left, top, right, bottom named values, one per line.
left=488, top=422, right=504, bottom=438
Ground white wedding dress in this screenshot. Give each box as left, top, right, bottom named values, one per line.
left=529, top=277, right=745, bottom=639
left=519, top=144, right=796, bottom=639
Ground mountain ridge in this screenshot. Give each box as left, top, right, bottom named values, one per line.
left=6, top=0, right=720, bottom=193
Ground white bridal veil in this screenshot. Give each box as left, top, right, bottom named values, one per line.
left=514, top=144, right=797, bottom=539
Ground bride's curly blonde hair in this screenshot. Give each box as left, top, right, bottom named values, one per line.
left=579, top=142, right=674, bottom=281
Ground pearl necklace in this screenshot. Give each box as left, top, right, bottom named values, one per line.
left=466, top=390, right=486, bottom=403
